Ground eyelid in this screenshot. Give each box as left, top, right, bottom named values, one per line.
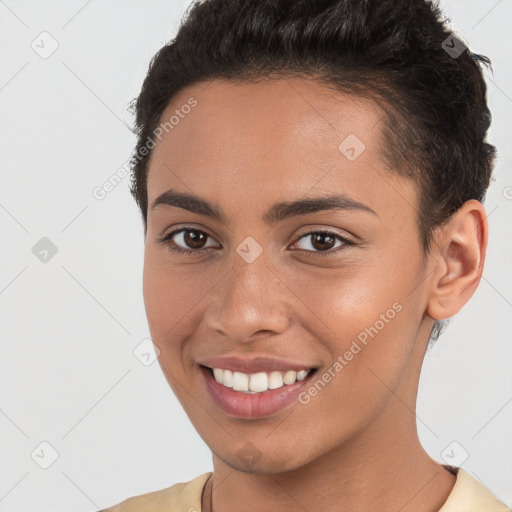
left=293, top=226, right=355, bottom=244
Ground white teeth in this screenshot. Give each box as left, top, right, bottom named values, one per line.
left=222, top=369, right=233, bottom=388
left=213, top=368, right=224, bottom=384
left=232, top=372, right=249, bottom=391
left=210, top=367, right=312, bottom=393
left=283, top=370, right=297, bottom=385
left=249, top=372, right=268, bottom=392
left=268, top=371, right=284, bottom=389
left=296, top=370, right=308, bottom=381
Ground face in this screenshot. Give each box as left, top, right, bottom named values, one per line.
left=143, top=77, right=435, bottom=474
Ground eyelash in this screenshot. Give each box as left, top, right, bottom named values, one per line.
left=158, top=227, right=355, bottom=258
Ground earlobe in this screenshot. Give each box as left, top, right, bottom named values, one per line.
left=426, top=200, right=488, bottom=321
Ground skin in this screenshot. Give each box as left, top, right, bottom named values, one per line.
left=142, top=77, right=488, bottom=512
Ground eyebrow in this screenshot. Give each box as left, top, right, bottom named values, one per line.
left=150, top=188, right=377, bottom=224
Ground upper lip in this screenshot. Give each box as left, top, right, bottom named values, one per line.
left=198, top=355, right=316, bottom=374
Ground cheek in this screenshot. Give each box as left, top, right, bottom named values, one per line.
left=292, top=274, right=417, bottom=443
left=142, top=253, right=189, bottom=377
left=142, top=247, right=213, bottom=337
left=142, top=248, right=226, bottom=396
left=296, top=255, right=420, bottom=384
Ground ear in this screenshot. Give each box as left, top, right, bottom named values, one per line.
left=427, top=199, right=488, bottom=321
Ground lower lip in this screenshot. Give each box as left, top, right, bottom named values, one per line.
left=200, top=366, right=316, bottom=420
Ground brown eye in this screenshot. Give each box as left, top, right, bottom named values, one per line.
left=292, top=230, right=354, bottom=256
left=181, top=229, right=208, bottom=249
left=159, top=228, right=219, bottom=255
left=310, top=233, right=336, bottom=251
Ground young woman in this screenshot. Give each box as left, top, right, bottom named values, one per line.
left=101, top=0, right=510, bottom=510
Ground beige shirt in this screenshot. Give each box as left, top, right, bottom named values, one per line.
left=102, top=466, right=511, bottom=511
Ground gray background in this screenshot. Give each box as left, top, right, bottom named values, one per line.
left=0, top=0, right=510, bottom=510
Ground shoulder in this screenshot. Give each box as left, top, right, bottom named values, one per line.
left=98, top=472, right=212, bottom=512
left=439, top=467, right=511, bottom=512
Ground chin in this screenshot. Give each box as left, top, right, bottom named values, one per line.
left=214, top=444, right=314, bottom=475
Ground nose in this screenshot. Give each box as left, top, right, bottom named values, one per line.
left=206, top=251, right=290, bottom=344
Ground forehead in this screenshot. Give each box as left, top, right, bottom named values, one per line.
left=146, top=77, right=415, bottom=219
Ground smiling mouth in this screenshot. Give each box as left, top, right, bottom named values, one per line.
left=200, top=364, right=318, bottom=419
left=202, top=365, right=318, bottom=393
